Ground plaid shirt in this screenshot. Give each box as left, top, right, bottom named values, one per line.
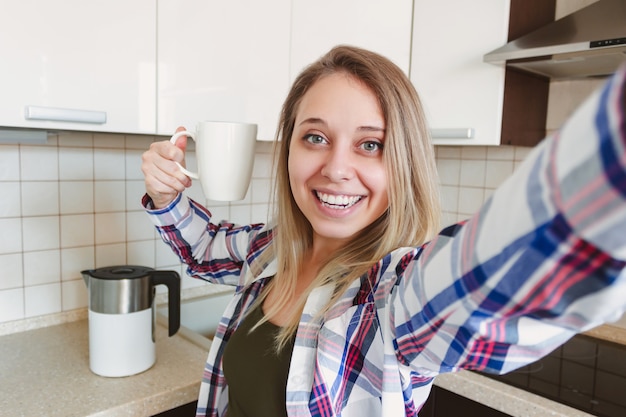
left=144, top=65, right=626, bottom=417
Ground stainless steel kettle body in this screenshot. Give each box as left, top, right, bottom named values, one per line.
left=81, top=265, right=180, bottom=377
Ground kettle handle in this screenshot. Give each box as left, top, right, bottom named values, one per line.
left=151, top=271, right=181, bottom=337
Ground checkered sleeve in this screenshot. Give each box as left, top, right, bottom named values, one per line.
left=391, top=64, right=626, bottom=376
left=142, top=192, right=265, bottom=286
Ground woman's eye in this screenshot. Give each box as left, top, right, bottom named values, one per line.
left=304, top=134, right=327, bottom=144
left=361, top=141, right=383, bottom=152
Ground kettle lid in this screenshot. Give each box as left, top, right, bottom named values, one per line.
left=85, top=265, right=154, bottom=280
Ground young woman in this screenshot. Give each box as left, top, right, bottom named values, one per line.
left=141, top=46, right=626, bottom=416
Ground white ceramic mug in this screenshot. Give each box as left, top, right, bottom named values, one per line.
left=170, top=121, right=257, bottom=201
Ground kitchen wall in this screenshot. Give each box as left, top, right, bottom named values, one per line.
left=0, top=133, right=274, bottom=324
left=2, top=76, right=625, bottom=330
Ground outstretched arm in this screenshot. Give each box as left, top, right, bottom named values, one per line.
left=392, top=64, right=626, bottom=376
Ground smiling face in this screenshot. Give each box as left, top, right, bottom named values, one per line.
left=288, top=72, right=389, bottom=253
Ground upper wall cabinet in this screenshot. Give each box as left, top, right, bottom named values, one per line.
left=157, top=0, right=291, bottom=141
left=290, top=0, right=413, bottom=79
left=411, top=1, right=510, bottom=145
left=0, top=0, right=157, bottom=134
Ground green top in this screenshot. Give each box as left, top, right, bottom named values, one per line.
left=222, top=303, right=295, bottom=416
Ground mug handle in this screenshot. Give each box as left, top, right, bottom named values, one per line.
left=169, top=131, right=199, bottom=179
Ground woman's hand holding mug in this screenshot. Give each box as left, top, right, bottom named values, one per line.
left=141, top=126, right=192, bottom=209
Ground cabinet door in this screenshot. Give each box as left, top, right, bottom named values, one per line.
left=411, top=1, right=509, bottom=145
left=157, top=0, right=291, bottom=141
left=290, top=0, right=413, bottom=79
left=0, top=0, right=156, bottom=134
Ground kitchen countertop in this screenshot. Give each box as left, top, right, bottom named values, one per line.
left=0, top=318, right=208, bottom=417
left=1, top=297, right=623, bottom=417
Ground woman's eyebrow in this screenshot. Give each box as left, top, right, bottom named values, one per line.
left=298, top=118, right=385, bottom=133
left=357, top=125, right=385, bottom=133
left=298, top=117, right=326, bottom=127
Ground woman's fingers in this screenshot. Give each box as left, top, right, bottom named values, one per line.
left=141, top=138, right=192, bottom=208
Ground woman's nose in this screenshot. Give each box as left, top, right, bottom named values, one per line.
left=320, top=147, right=355, bottom=182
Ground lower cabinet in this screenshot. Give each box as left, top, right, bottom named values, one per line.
left=421, top=386, right=512, bottom=417
left=151, top=387, right=513, bottom=416
left=152, top=401, right=197, bottom=417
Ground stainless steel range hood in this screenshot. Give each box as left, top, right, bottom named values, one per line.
left=484, top=0, right=626, bottom=79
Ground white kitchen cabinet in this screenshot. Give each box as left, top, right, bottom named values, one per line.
left=157, top=0, right=291, bottom=141
left=290, top=0, right=414, bottom=79
left=0, top=0, right=157, bottom=134
left=411, top=1, right=510, bottom=145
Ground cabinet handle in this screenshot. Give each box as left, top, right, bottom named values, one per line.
left=25, top=105, right=107, bottom=124
left=431, top=128, right=475, bottom=139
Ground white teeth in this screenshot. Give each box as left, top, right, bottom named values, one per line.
left=316, top=192, right=362, bottom=208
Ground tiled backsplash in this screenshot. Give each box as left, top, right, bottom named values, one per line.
left=435, top=145, right=533, bottom=226
left=0, top=133, right=274, bottom=323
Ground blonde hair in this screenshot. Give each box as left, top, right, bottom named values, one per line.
left=254, top=45, right=441, bottom=350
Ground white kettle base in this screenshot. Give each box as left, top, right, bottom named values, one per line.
left=88, top=309, right=155, bottom=377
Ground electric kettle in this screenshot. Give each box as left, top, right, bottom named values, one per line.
left=81, top=265, right=180, bottom=377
